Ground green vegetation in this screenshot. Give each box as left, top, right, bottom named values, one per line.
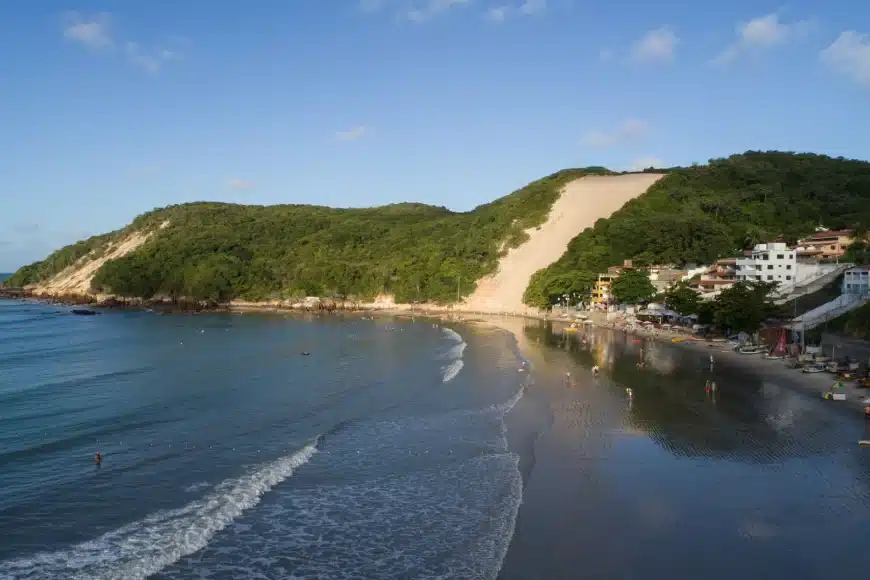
left=663, top=281, right=702, bottom=316
left=6, top=233, right=117, bottom=287
left=610, top=269, right=655, bottom=304
left=711, top=281, right=782, bottom=334
left=12, top=168, right=609, bottom=303
left=844, top=240, right=870, bottom=265
left=525, top=151, right=870, bottom=307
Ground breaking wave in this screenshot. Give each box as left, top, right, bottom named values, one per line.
left=441, top=327, right=466, bottom=383
left=0, top=440, right=319, bottom=580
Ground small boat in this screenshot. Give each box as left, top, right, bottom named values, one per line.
left=763, top=353, right=785, bottom=360
left=71, top=309, right=98, bottom=316
left=671, top=337, right=686, bottom=343
left=822, top=391, right=847, bottom=401
left=738, top=345, right=767, bottom=355
left=859, top=441, right=870, bottom=447
left=802, top=364, right=826, bottom=374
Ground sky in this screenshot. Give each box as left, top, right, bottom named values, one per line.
left=1, top=0, right=869, bottom=271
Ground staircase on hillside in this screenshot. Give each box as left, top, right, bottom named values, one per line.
left=787, top=293, right=869, bottom=331
left=773, top=263, right=853, bottom=304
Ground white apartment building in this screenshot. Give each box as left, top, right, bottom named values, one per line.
left=843, top=266, right=870, bottom=296
left=736, top=242, right=797, bottom=285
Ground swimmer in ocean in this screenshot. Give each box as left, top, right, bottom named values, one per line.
left=94, top=451, right=102, bottom=466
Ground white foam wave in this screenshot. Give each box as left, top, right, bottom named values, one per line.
left=445, top=340, right=467, bottom=360
left=440, top=327, right=466, bottom=382
left=441, top=359, right=464, bottom=383
left=441, top=327, right=463, bottom=343
left=0, top=441, right=319, bottom=580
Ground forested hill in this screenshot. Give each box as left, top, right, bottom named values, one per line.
left=524, top=151, right=870, bottom=307
left=8, top=168, right=606, bottom=303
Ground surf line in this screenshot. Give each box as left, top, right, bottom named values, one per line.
left=441, top=327, right=466, bottom=383
left=0, top=438, right=320, bottom=580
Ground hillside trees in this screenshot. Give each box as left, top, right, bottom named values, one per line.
left=73, top=168, right=605, bottom=302
left=525, top=151, right=870, bottom=306
left=610, top=269, right=655, bottom=304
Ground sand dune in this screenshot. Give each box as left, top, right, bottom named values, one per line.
left=462, top=173, right=665, bottom=315
left=31, top=221, right=169, bottom=297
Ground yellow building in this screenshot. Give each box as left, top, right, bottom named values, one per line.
left=591, top=273, right=617, bottom=304
left=796, top=229, right=860, bottom=261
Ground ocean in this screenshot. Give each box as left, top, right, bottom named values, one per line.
left=0, top=301, right=529, bottom=579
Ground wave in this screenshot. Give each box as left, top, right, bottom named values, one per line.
left=440, top=327, right=466, bottom=383
left=0, top=440, right=319, bottom=580
left=441, top=327, right=463, bottom=343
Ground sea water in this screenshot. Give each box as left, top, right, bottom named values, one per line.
left=0, top=301, right=529, bottom=579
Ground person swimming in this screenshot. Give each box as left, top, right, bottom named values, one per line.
left=94, top=451, right=102, bottom=466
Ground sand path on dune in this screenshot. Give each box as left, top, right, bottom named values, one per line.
left=462, top=173, right=665, bottom=315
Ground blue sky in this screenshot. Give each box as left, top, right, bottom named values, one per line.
left=1, top=0, right=869, bottom=271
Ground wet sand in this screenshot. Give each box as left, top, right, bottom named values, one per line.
left=482, top=316, right=870, bottom=580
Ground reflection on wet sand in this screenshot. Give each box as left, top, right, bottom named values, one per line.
left=494, top=317, right=870, bottom=580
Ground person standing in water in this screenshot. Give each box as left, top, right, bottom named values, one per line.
left=94, top=451, right=102, bottom=466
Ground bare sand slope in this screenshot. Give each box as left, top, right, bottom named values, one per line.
left=462, top=173, right=665, bottom=315
left=31, top=221, right=169, bottom=296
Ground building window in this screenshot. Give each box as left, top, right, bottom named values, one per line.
left=830, top=245, right=836, bottom=250
left=777, top=254, right=784, bottom=259
left=786, top=265, right=792, bottom=270
left=788, top=254, right=793, bottom=259
left=767, top=265, right=773, bottom=270
left=763, top=254, right=769, bottom=260
left=786, top=276, right=792, bottom=280
left=767, top=275, right=773, bottom=280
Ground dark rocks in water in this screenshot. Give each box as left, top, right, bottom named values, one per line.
left=71, top=309, right=99, bottom=316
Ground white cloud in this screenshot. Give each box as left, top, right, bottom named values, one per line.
left=406, top=0, right=470, bottom=23
left=359, top=0, right=387, bottom=12
left=629, top=156, right=663, bottom=171
left=484, top=6, right=509, bottom=23
left=820, top=31, right=870, bottom=87
left=483, top=1, right=546, bottom=24
left=713, top=13, right=810, bottom=64
left=125, top=42, right=180, bottom=73
left=630, top=26, right=678, bottom=64
left=582, top=119, right=649, bottom=148
left=519, top=0, right=547, bottom=15
left=336, top=125, right=369, bottom=141
left=61, top=11, right=183, bottom=74
left=63, top=11, right=113, bottom=50
left=228, top=179, right=255, bottom=190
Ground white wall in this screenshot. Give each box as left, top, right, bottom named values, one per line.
left=736, top=243, right=796, bottom=285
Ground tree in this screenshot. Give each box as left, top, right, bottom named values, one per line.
left=663, top=281, right=701, bottom=315
left=711, top=281, right=781, bottom=334
left=610, top=269, right=655, bottom=305
left=844, top=240, right=870, bottom=265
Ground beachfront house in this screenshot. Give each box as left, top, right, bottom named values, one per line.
left=796, top=228, right=859, bottom=262
left=736, top=242, right=796, bottom=285
left=843, top=266, right=870, bottom=297
left=648, top=266, right=686, bottom=294
left=696, top=258, right=737, bottom=296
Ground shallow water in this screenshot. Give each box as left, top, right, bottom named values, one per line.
left=499, top=322, right=870, bottom=580
left=0, top=302, right=528, bottom=579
